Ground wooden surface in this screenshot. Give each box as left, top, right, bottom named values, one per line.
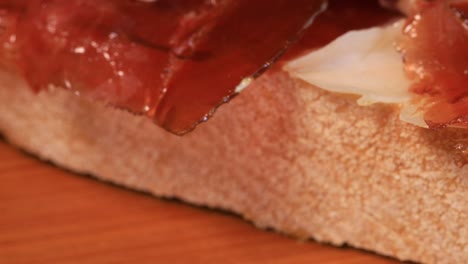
left=0, top=140, right=402, bottom=264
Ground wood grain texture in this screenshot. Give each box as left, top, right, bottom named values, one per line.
left=0, top=141, right=401, bottom=264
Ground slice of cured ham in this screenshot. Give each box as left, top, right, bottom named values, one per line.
left=0, top=0, right=466, bottom=134
left=399, top=0, right=468, bottom=128
left=0, top=0, right=327, bottom=134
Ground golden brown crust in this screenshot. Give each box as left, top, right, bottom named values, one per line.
left=0, top=69, right=466, bottom=264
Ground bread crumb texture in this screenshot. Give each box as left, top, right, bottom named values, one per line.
left=0, top=69, right=466, bottom=264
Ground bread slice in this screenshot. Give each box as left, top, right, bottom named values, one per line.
left=0, top=67, right=466, bottom=264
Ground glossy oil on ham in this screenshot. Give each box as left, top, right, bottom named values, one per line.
left=0, top=0, right=467, bottom=135
left=399, top=0, right=468, bottom=129
left=0, top=0, right=327, bottom=134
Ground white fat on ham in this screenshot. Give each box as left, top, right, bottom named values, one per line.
left=284, top=20, right=428, bottom=128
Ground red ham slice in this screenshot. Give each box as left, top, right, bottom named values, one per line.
left=0, top=0, right=326, bottom=134
left=399, top=0, right=468, bottom=128
left=0, top=0, right=466, bottom=134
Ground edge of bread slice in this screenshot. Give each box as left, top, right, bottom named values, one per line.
left=0, top=68, right=466, bottom=264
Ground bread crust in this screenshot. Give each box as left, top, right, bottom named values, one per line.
left=0, top=68, right=466, bottom=264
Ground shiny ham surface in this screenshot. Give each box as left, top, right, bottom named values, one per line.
left=400, top=0, right=468, bottom=129
left=0, top=0, right=466, bottom=134
left=0, top=0, right=402, bottom=134
left=0, top=0, right=327, bottom=134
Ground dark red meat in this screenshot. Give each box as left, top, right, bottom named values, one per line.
left=1, top=0, right=466, bottom=135
left=0, top=0, right=327, bottom=134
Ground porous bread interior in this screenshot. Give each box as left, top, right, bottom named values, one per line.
left=0, top=69, right=466, bottom=264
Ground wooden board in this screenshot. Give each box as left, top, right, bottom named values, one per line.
left=0, top=140, right=402, bottom=264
